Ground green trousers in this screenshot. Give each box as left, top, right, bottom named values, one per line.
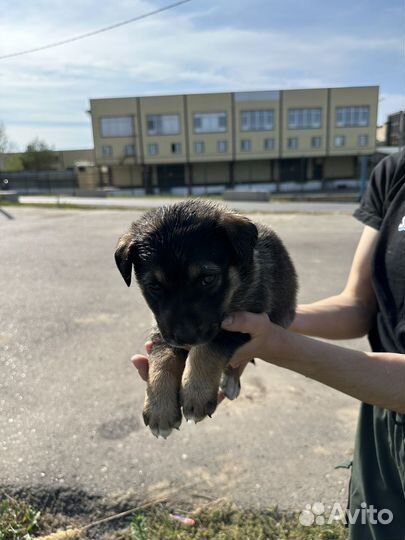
left=349, top=404, right=405, bottom=540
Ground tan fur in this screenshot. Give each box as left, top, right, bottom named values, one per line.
left=143, top=347, right=185, bottom=437
left=188, top=264, right=202, bottom=280
left=222, top=267, right=242, bottom=313
left=153, top=269, right=166, bottom=284
left=180, top=345, right=228, bottom=422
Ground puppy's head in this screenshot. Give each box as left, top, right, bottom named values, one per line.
left=115, top=201, right=257, bottom=347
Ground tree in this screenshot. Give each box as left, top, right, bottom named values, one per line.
left=21, top=138, right=57, bottom=171
left=0, top=122, right=9, bottom=154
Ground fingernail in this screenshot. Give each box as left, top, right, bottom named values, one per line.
left=222, top=315, right=233, bottom=327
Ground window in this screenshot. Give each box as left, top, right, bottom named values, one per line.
left=288, top=108, right=322, bottom=129
left=264, top=138, right=275, bottom=150
left=147, top=114, right=180, bottom=135
left=287, top=137, right=298, bottom=150
left=102, top=145, right=113, bottom=157
left=124, top=144, right=135, bottom=156
left=311, top=136, right=322, bottom=149
left=335, top=135, right=345, bottom=147
left=100, top=116, right=134, bottom=137
left=148, top=143, right=159, bottom=156
left=240, top=110, right=274, bottom=131
left=194, top=141, right=205, bottom=154
left=358, top=134, right=369, bottom=147
left=240, top=139, right=251, bottom=152
left=171, top=142, right=181, bottom=154
left=193, top=112, right=227, bottom=133
left=336, top=106, right=369, bottom=127
left=217, top=140, right=228, bottom=153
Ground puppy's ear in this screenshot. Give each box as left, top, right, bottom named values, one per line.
left=114, top=230, right=137, bottom=287
left=220, top=213, right=258, bottom=264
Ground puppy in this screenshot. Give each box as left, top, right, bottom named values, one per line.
left=115, top=200, right=297, bottom=438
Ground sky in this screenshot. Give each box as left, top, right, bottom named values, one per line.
left=0, top=0, right=404, bottom=151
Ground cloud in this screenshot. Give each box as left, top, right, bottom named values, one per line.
left=0, top=0, right=403, bottom=149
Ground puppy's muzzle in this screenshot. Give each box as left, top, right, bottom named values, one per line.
left=164, top=322, right=220, bottom=348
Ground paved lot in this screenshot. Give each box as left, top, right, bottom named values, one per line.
left=20, top=194, right=359, bottom=215
left=0, top=205, right=367, bottom=513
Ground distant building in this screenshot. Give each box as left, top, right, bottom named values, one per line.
left=89, top=86, right=378, bottom=194
left=0, top=148, right=94, bottom=172
left=376, top=123, right=388, bottom=146
left=386, top=111, right=405, bottom=147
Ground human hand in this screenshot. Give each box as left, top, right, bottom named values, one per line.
left=131, top=341, right=153, bottom=382
left=221, top=312, right=287, bottom=369
left=130, top=340, right=252, bottom=405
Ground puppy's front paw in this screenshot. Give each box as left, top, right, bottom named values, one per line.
left=142, top=393, right=182, bottom=439
left=180, top=382, right=218, bottom=423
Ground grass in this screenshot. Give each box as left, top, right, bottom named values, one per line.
left=0, top=496, right=40, bottom=539
left=125, top=504, right=347, bottom=540
left=0, top=497, right=347, bottom=540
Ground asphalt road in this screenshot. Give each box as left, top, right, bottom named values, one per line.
left=0, top=205, right=367, bottom=515
left=20, top=194, right=359, bottom=216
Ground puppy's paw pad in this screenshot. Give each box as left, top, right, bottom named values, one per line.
left=220, top=373, right=241, bottom=400
left=181, top=390, right=218, bottom=423
left=142, top=401, right=182, bottom=438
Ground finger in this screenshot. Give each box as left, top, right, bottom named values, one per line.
left=131, top=355, right=149, bottom=382
left=229, top=355, right=245, bottom=369
left=236, top=359, right=251, bottom=376
left=229, top=346, right=255, bottom=369
left=221, top=312, right=269, bottom=335
left=145, top=341, right=153, bottom=355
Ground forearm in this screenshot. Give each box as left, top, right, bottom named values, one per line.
left=273, top=331, right=405, bottom=413
left=290, top=294, right=374, bottom=340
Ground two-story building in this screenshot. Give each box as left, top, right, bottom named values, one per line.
left=89, top=86, right=378, bottom=194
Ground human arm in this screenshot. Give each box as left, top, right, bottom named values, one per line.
left=222, top=312, right=405, bottom=414
left=290, top=225, right=378, bottom=340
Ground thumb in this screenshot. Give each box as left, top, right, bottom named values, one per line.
left=221, top=312, right=269, bottom=336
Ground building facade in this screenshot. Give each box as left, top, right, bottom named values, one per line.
left=89, top=86, right=378, bottom=194
left=386, top=111, right=405, bottom=147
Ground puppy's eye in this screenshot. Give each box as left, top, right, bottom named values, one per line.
left=148, top=281, right=163, bottom=293
left=200, top=274, right=218, bottom=287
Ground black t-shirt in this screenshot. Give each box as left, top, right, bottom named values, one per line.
left=354, top=149, right=405, bottom=354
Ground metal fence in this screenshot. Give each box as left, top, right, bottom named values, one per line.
left=0, top=170, right=78, bottom=194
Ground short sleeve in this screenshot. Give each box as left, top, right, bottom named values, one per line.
left=353, top=155, right=395, bottom=231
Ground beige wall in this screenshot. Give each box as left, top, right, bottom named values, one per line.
left=140, top=95, right=186, bottom=165
left=234, top=91, right=279, bottom=160
left=329, top=87, right=378, bottom=156
left=192, top=162, right=230, bottom=184
left=91, top=87, right=378, bottom=167
left=234, top=160, right=273, bottom=182
left=77, top=166, right=98, bottom=189
left=376, top=123, right=387, bottom=145
left=324, top=156, right=357, bottom=178
left=282, top=88, right=328, bottom=157
left=111, top=165, right=143, bottom=187
left=186, top=93, right=233, bottom=162
left=59, top=149, right=94, bottom=169
left=90, top=97, right=138, bottom=165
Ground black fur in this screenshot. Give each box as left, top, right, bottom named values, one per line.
left=115, top=200, right=298, bottom=435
